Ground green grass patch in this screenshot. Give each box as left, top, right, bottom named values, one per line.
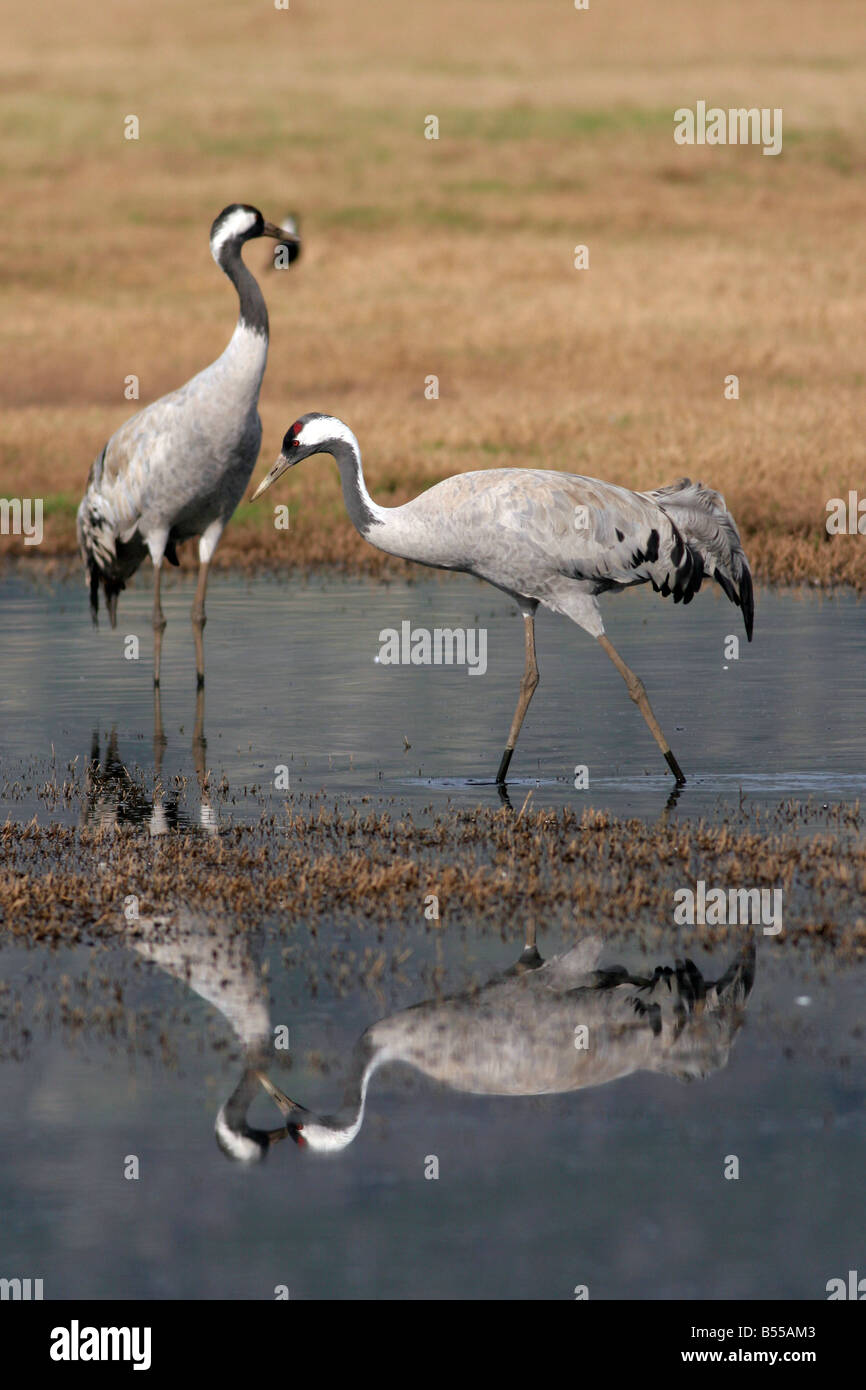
left=37, top=493, right=80, bottom=520
left=446, top=104, right=673, bottom=142
left=319, top=204, right=395, bottom=230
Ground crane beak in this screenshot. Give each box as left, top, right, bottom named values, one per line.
left=262, top=219, right=299, bottom=246
left=250, top=452, right=293, bottom=501
left=256, top=1070, right=308, bottom=1120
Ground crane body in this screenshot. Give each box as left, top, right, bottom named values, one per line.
left=78, top=203, right=299, bottom=685
left=252, top=414, right=754, bottom=783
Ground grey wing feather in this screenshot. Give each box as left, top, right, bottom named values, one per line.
left=644, top=478, right=754, bottom=639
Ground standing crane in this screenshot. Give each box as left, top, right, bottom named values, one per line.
left=77, top=204, right=300, bottom=687
left=251, top=415, right=754, bottom=785
left=257, top=933, right=756, bottom=1152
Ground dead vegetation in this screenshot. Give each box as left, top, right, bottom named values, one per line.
left=1, top=2, right=865, bottom=586
left=1, top=797, right=863, bottom=959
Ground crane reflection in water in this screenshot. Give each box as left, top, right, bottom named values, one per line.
left=256, top=925, right=756, bottom=1154
left=80, top=689, right=218, bottom=835
left=120, top=908, right=288, bottom=1162
left=117, top=910, right=755, bottom=1161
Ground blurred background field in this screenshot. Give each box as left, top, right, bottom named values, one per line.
left=1, top=0, right=865, bottom=585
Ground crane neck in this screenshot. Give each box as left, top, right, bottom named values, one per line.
left=215, top=1065, right=282, bottom=1163
left=297, top=1037, right=383, bottom=1152
left=217, top=239, right=269, bottom=340
left=330, top=437, right=389, bottom=539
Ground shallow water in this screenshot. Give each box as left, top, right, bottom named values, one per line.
left=0, top=571, right=864, bottom=1300
left=0, top=914, right=862, bottom=1300
left=0, top=571, right=864, bottom=827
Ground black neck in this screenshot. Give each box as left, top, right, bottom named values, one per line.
left=223, top=1065, right=265, bottom=1129
left=218, top=239, right=268, bottom=337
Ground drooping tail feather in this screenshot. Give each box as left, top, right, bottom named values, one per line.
left=584, top=939, right=756, bottom=1081
left=78, top=506, right=125, bottom=629
left=648, top=478, right=754, bottom=640
left=708, top=938, right=756, bottom=1006
left=83, top=553, right=124, bottom=628
left=586, top=938, right=755, bottom=1012
left=77, top=445, right=128, bottom=629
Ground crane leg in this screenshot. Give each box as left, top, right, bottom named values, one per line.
left=192, top=686, right=217, bottom=832
left=192, top=686, right=206, bottom=776
left=152, top=563, right=167, bottom=687
left=496, top=613, right=539, bottom=785
left=596, top=634, right=686, bottom=784
left=191, top=561, right=210, bottom=690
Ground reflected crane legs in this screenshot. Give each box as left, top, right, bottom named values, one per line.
left=153, top=563, right=167, bottom=688
left=191, top=560, right=211, bottom=691
left=517, top=918, right=543, bottom=971
left=153, top=684, right=209, bottom=801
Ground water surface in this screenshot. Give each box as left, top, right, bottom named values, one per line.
left=0, top=912, right=862, bottom=1300
left=0, top=571, right=863, bottom=828
left=0, top=571, right=863, bottom=1300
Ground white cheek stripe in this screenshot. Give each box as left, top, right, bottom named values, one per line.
left=215, top=1109, right=262, bottom=1163
left=211, top=207, right=258, bottom=258
left=299, top=416, right=358, bottom=452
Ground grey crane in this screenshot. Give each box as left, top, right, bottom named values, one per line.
left=77, top=204, right=300, bottom=687
left=257, top=932, right=756, bottom=1152
left=123, top=908, right=289, bottom=1163
left=251, top=415, right=754, bottom=785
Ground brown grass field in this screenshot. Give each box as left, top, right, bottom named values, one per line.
left=2, top=0, right=866, bottom=587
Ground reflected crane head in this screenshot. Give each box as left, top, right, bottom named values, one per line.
left=215, top=1068, right=291, bottom=1164
left=256, top=1070, right=367, bottom=1154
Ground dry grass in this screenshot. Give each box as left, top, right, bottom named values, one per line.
left=1, top=798, right=864, bottom=958
left=2, top=1, right=866, bottom=586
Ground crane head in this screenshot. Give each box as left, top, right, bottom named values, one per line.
left=256, top=1070, right=311, bottom=1146
left=250, top=414, right=357, bottom=500
left=210, top=204, right=299, bottom=263
left=255, top=1071, right=366, bottom=1153
left=214, top=1107, right=290, bottom=1164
